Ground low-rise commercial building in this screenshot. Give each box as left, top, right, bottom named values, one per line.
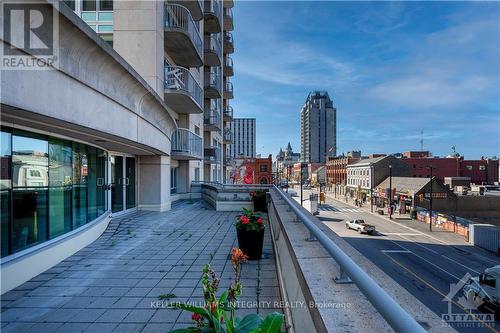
left=326, top=153, right=362, bottom=194
left=346, top=156, right=410, bottom=201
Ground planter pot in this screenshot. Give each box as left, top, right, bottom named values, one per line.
left=252, top=196, right=267, bottom=212
left=236, top=227, right=264, bottom=260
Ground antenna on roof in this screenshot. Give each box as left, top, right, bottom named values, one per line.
left=420, top=130, right=424, bottom=151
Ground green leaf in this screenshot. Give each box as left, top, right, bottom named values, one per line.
left=236, top=313, right=262, bottom=333
left=258, top=312, right=284, bottom=333
left=168, top=328, right=201, bottom=333
left=169, top=303, right=210, bottom=318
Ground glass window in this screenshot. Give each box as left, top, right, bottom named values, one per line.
left=48, top=138, right=72, bottom=238
left=194, top=168, right=200, bottom=181
left=171, top=167, right=178, bottom=194
left=466, top=165, right=473, bottom=170
left=99, top=0, right=113, bottom=11
left=72, top=143, right=88, bottom=228
left=126, top=157, right=136, bottom=209
left=100, top=34, right=113, bottom=47
left=87, top=147, right=107, bottom=220
left=479, top=165, right=486, bottom=171
left=12, top=131, right=48, bottom=252
left=63, top=0, right=75, bottom=10
left=98, top=11, right=113, bottom=21
left=82, top=0, right=96, bottom=11
left=98, top=25, right=113, bottom=33
left=81, top=12, right=97, bottom=21
left=1, top=129, right=12, bottom=257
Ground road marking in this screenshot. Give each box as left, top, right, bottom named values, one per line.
left=384, top=232, right=418, bottom=236
left=381, top=250, right=412, bottom=253
left=383, top=252, right=499, bottom=333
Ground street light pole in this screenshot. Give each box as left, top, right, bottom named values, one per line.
left=429, top=166, right=433, bottom=232
left=370, top=164, right=374, bottom=213
left=300, top=163, right=303, bottom=206
left=389, top=165, right=393, bottom=219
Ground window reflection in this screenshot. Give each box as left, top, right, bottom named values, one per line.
left=12, top=132, right=48, bottom=187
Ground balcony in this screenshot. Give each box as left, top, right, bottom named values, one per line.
left=223, top=56, right=233, bottom=76
left=164, top=4, right=203, bottom=68
left=204, top=146, right=221, bottom=164
left=223, top=8, right=233, bottom=31
left=164, top=65, right=203, bottom=114
left=223, top=0, right=233, bottom=8
left=204, top=107, right=221, bottom=132
left=223, top=105, right=233, bottom=121
left=223, top=32, right=234, bottom=54
left=224, top=156, right=233, bottom=166
left=171, top=128, right=203, bottom=160
left=204, top=0, right=221, bottom=33
left=224, top=80, right=233, bottom=99
left=204, top=34, right=221, bottom=67
left=169, top=0, right=203, bottom=21
left=223, top=128, right=232, bottom=143
left=204, top=69, right=221, bottom=99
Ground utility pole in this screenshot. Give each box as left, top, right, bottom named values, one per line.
left=370, top=164, right=374, bottom=213
left=428, top=166, right=433, bottom=232
left=389, top=164, right=393, bottom=219
left=300, top=163, right=304, bottom=206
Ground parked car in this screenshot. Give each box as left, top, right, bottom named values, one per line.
left=345, top=219, right=375, bottom=234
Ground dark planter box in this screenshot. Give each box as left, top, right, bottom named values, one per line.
left=236, top=227, right=264, bottom=261
left=252, top=196, right=267, bottom=212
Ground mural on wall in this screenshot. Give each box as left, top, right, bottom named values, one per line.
left=230, top=158, right=255, bottom=184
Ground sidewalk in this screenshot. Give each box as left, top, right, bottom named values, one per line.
left=324, top=192, right=470, bottom=246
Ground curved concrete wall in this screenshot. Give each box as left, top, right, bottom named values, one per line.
left=0, top=0, right=176, bottom=155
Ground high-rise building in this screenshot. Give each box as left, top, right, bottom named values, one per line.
left=229, top=118, right=256, bottom=158
left=0, top=0, right=234, bottom=291
left=300, top=91, right=337, bottom=163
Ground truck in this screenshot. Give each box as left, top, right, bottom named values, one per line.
left=462, top=265, right=500, bottom=320
left=345, top=219, right=376, bottom=235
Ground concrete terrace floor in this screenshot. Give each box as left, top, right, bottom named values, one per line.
left=1, top=201, right=282, bottom=333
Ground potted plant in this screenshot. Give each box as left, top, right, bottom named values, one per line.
left=169, top=248, right=284, bottom=333
left=235, top=208, right=265, bottom=261
left=250, top=190, right=267, bottom=212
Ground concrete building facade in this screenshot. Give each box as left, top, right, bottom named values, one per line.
left=229, top=118, right=256, bottom=158
left=0, top=0, right=234, bottom=293
left=300, top=91, right=336, bottom=163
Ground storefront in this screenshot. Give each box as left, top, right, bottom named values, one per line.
left=0, top=127, right=137, bottom=259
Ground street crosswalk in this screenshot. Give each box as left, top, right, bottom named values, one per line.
left=319, top=205, right=360, bottom=213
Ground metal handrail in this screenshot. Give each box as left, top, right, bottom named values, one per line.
left=171, top=128, right=203, bottom=159
left=164, top=65, right=203, bottom=108
left=224, top=7, right=233, bottom=20
left=164, top=4, right=203, bottom=59
left=205, top=0, right=221, bottom=19
left=204, top=108, right=221, bottom=128
left=224, top=105, right=233, bottom=118
left=224, top=80, right=233, bottom=93
left=225, top=56, right=233, bottom=68
left=272, top=185, right=426, bottom=333
left=204, top=68, right=221, bottom=90
left=204, top=146, right=221, bottom=163
left=204, top=34, right=222, bottom=60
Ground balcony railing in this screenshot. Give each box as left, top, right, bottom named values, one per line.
left=204, top=0, right=221, bottom=33
left=169, top=0, right=203, bottom=21
left=204, top=34, right=222, bottom=66
left=164, top=4, right=203, bottom=67
left=171, top=128, right=203, bottom=160
left=164, top=65, right=203, bottom=113
left=223, top=32, right=234, bottom=54
left=223, top=105, right=233, bottom=121
left=224, top=80, right=233, bottom=99
left=204, top=146, right=221, bottom=164
left=204, top=69, right=221, bottom=99
left=204, top=108, right=221, bottom=132
left=223, top=56, right=233, bottom=76
left=223, top=129, right=232, bottom=143
left=223, top=7, right=233, bottom=31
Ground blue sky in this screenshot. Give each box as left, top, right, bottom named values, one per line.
left=231, top=1, right=500, bottom=159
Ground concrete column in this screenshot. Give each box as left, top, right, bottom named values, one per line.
left=113, top=0, right=164, bottom=96
left=138, top=155, right=171, bottom=211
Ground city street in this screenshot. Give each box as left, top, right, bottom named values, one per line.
left=296, top=189, right=499, bottom=333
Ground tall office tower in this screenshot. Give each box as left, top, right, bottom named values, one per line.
left=229, top=118, right=256, bottom=158
left=300, top=91, right=337, bottom=163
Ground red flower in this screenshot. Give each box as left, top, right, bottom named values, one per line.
left=240, top=215, right=249, bottom=225
left=257, top=217, right=263, bottom=224
left=192, top=313, right=202, bottom=322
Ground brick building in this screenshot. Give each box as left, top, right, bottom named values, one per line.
left=401, top=155, right=498, bottom=184
left=326, top=155, right=361, bottom=189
